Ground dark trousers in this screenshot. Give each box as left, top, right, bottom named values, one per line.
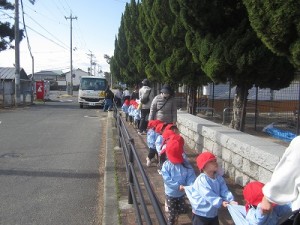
left=165, top=195, right=186, bottom=225
left=139, top=108, right=150, bottom=132
left=192, top=214, right=219, bottom=225
left=148, top=148, right=158, bottom=160
left=128, top=115, right=133, bottom=123
left=158, top=152, right=167, bottom=170
left=103, top=99, right=112, bottom=111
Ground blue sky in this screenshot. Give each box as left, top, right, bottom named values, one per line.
left=0, top=0, right=130, bottom=74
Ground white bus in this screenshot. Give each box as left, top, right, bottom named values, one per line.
left=78, top=76, right=107, bottom=108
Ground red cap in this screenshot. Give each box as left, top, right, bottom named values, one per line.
left=243, top=181, right=265, bottom=212
left=162, top=129, right=176, bottom=140
left=165, top=139, right=184, bottom=164
left=132, top=101, right=138, bottom=108
left=148, top=120, right=162, bottom=129
left=170, top=134, right=184, bottom=147
left=196, top=152, right=216, bottom=170
left=155, top=123, right=165, bottom=133
left=164, top=123, right=176, bottom=131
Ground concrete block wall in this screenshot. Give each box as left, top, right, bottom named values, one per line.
left=177, top=111, right=286, bottom=186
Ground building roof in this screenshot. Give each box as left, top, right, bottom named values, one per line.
left=34, top=70, right=64, bottom=76
left=62, top=68, right=88, bottom=75
left=0, top=67, right=30, bottom=80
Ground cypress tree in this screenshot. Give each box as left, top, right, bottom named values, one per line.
left=177, top=0, right=295, bottom=131
left=243, top=0, right=300, bottom=68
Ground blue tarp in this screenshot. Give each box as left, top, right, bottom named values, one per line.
left=262, top=123, right=296, bottom=142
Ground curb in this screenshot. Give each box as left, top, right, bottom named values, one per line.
left=102, top=112, right=119, bottom=225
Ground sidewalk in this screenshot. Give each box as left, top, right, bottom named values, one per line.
left=113, top=113, right=245, bottom=225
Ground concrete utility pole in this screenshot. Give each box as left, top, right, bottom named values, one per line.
left=15, top=0, right=20, bottom=106
left=87, top=50, right=95, bottom=76
left=65, top=13, right=77, bottom=95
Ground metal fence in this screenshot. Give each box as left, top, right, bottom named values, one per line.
left=189, top=81, right=300, bottom=135
left=113, top=103, right=167, bottom=225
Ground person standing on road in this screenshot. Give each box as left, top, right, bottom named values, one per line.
left=138, top=79, right=153, bottom=135
left=103, top=86, right=114, bottom=112
left=149, top=84, right=177, bottom=124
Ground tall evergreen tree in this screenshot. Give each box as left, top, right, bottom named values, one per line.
left=177, top=0, right=295, bottom=131
left=134, top=1, right=152, bottom=81
left=0, top=0, right=23, bottom=51
left=138, top=0, right=161, bottom=81
left=111, top=15, right=132, bottom=84
left=243, top=0, right=300, bottom=69
left=123, top=0, right=145, bottom=84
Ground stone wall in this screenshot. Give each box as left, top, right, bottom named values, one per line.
left=177, top=111, right=286, bottom=186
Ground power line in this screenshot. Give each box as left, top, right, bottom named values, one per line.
left=0, top=9, right=69, bottom=50
left=22, top=1, right=69, bottom=26
left=25, top=25, right=69, bottom=50
left=58, top=0, right=71, bottom=14
left=51, top=0, right=67, bottom=18
left=24, top=12, right=69, bottom=49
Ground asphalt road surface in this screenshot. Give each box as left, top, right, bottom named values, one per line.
left=0, top=96, right=106, bottom=225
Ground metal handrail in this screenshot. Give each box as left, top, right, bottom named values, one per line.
left=113, top=103, right=167, bottom=225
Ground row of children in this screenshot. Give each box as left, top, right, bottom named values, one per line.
left=144, top=119, right=293, bottom=225
left=121, top=99, right=141, bottom=129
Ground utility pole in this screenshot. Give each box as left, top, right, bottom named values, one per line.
left=65, top=13, right=77, bottom=95
left=87, top=50, right=95, bottom=76
left=14, top=0, right=20, bottom=106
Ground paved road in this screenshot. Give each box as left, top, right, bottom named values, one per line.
left=0, top=97, right=105, bottom=225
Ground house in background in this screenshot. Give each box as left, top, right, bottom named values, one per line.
left=0, top=67, right=32, bottom=107
left=30, top=68, right=94, bottom=91
left=32, top=70, right=64, bottom=90
left=61, top=68, right=91, bottom=91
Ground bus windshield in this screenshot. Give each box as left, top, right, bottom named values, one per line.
left=80, top=77, right=107, bottom=91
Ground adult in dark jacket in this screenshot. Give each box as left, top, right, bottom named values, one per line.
left=130, top=85, right=139, bottom=100
left=138, top=79, right=154, bottom=134
left=149, top=84, right=177, bottom=124
left=103, top=86, right=114, bottom=112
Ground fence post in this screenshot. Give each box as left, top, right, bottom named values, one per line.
left=127, top=138, right=135, bottom=204
left=118, top=117, right=122, bottom=148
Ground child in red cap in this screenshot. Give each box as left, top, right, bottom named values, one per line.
left=161, top=138, right=196, bottom=225
left=146, top=120, right=162, bottom=167
left=243, top=181, right=291, bottom=225
left=155, top=123, right=179, bottom=174
left=121, top=99, right=130, bottom=121
left=185, top=152, right=237, bottom=225
left=132, top=101, right=141, bottom=129
left=127, top=100, right=135, bottom=125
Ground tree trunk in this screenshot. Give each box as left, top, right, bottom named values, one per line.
left=230, top=84, right=249, bottom=131
left=187, top=85, right=197, bottom=115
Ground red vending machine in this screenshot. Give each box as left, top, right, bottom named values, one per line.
left=36, top=81, right=44, bottom=100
